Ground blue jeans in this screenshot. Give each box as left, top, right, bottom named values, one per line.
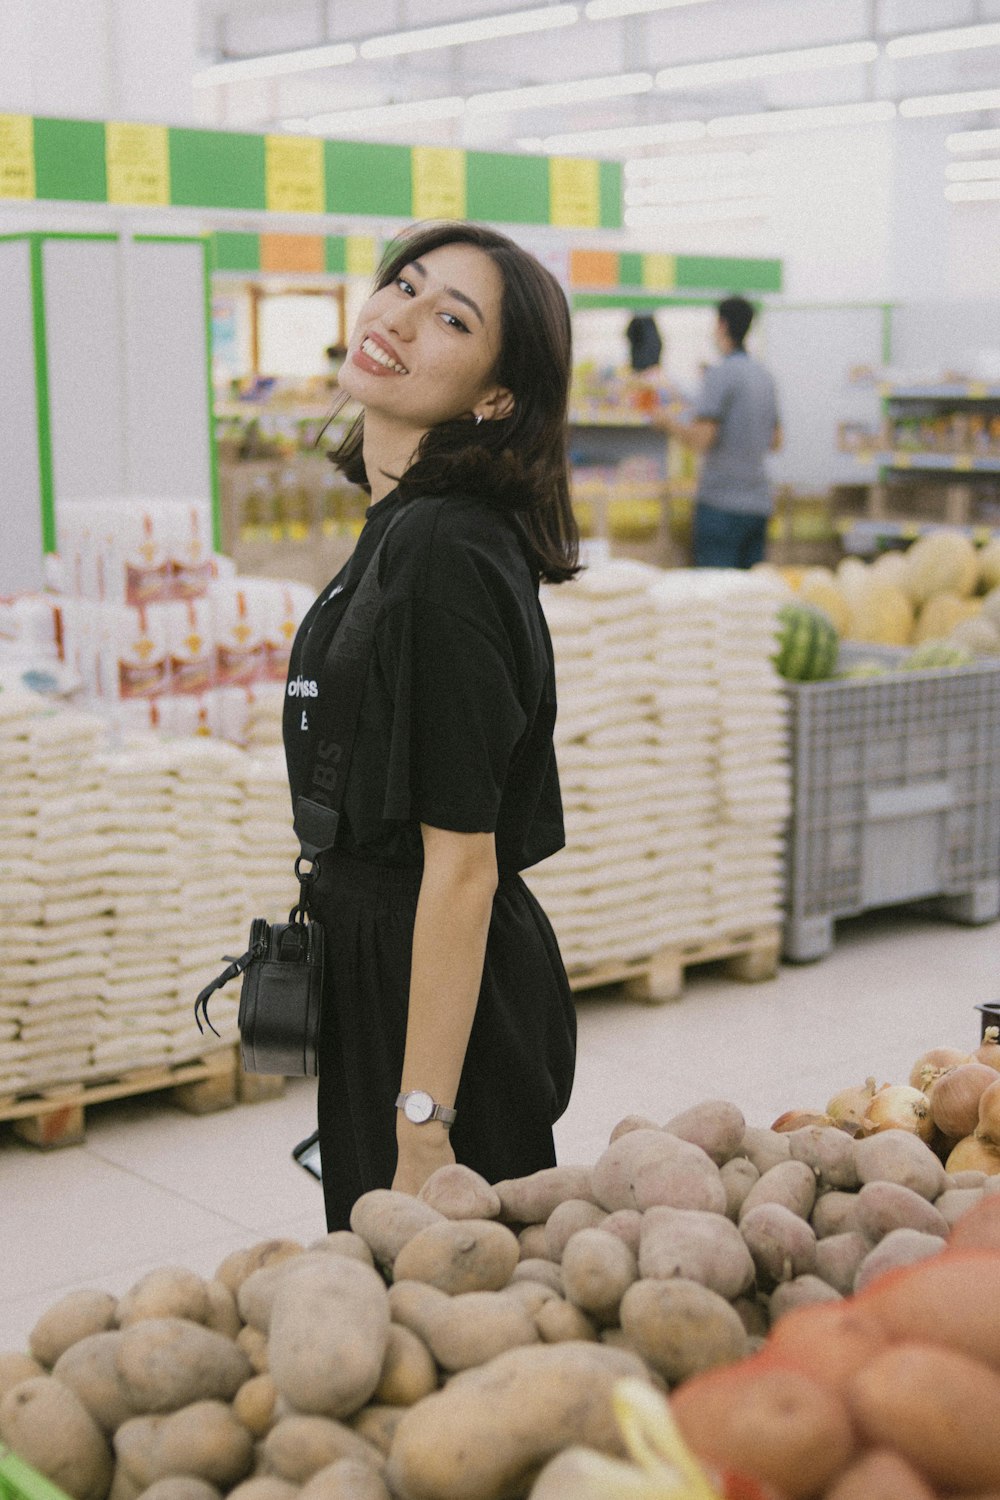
left=693, top=502, right=768, bottom=569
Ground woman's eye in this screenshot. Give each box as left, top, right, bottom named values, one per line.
left=441, top=312, right=470, bottom=333
left=396, top=276, right=415, bottom=295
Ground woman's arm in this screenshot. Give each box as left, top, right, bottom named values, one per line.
left=392, top=822, right=499, bottom=1195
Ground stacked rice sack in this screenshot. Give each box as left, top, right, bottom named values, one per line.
left=240, top=749, right=301, bottom=924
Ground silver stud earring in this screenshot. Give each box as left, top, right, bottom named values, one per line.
left=474, top=413, right=483, bottom=426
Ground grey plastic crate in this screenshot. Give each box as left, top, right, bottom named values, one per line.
left=783, top=653, right=1000, bottom=961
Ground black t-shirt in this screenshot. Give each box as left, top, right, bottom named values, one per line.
left=283, top=487, right=565, bottom=874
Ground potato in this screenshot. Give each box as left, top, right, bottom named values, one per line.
left=662, top=1100, right=746, bottom=1166
left=386, top=1343, right=650, bottom=1500
left=543, top=1199, right=607, bottom=1261
left=638, top=1205, right=754, bottom=1301
left=517, top=1225, right=550, bottom=1260
left=238, top=1252, right=334, bottom=1334
left=417, top=1164, right=501, bottom=1221
left=53, top=1331, right=135, bottom=1433
left=824, top=1448, right=936, bottom=1500
left=853, top=1248, right=1000, bottom=1371
left=504, top=1279, right=560, bottom=1315
left=349, top=1191, right=444, bottom=1268
left=949, top=1170, right=987, bottom=1189
left=935, top=1187, right=984, bottom=1228
left=0, top=1352, right=45, bottom=1402
left=372, top=1324, right=437, bottom=1406
left=117, top=1268, right=210, bottom=1328
left=114, top=1317, right=251, bottom=1412
left=737, top=1126, right=792, bottom=1175
left=854, top=1131, right=946, bottom=1201
left=854, top=1227, right=945, bottom=1292
left=299, top=1459, right=391, bottom=1500
left=619, top=1278, right=748, bottom=1384
left=732, top=1296, right=769, bottom=1339
left=948, top=1194, right=1000, bottom=1249
left=225, top=1482, right=296, bottom=1500
left=202, top=1281, right=242, bottom=1340
left=493, top=1165, right=597, bottom=1224
left=740, top=1203, right=817, bottom=1284
left=719, top=1157, right=759, bottom=1220
left=670, top=1360, right=856, bottom=1499
left=0, top=1375, right=113, bottom=1500
left=847, top=1342, right=1000, bottom=1491
left=261, top=1414, right=385, bottom=1482
left=599, top=1210, right=642, bottom=1256
left=769, top=1275, right=842, bottom=1321
left=136, top=1481, right=223, bottom=1500
left=738, top=1160, right=817, bottom=1224
left=534, top=1299, right=599, bottom=1343
left=29, top=1290, right=118, bottom=1367
left=560, top=1229, right=638, bottom=1325
left=233, top=1372, right=278, bottom=1437
left=786, top=1126, right=859, bottom=1190
left=268, top=1257, right=390, bottom=1420
left=236, top=1325, right=269, bottom=1373
left=811, top=1190, right=862, bottom=1238
left=306, top=1232, right=375, bottom=1267
left=855, top=1180, right=949, bottom=1242
left=214, top=1240, right=304, bottom=1295
left=119, top=1400, right=254, bottom=1487
left=609, top=1114, right=660, bottom=1142
left=392, top=1219, right=519, bottom=1294
left=401, top=1284, right=538, bottom=1372
left=591, top=1130, right=726, bottom=1215
left=351, top=1405, right=405, bottom=1456
left=510, top=1259, right=563, bottom=1294
left=815, top=1232, right=869, bottom=1296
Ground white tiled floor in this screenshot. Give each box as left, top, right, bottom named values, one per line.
left=2, top=906, right=997, bottom=1353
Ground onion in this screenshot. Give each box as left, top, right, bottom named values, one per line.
left=929, top=1063, right=999, bottom=1141
left=946, top=1133, right=1000, bottom=1176
left=826, top=1077, right=878, bottom=1135
left=975, top=1027, right=1000, bottom=1074
left=770, top=1110, right=833, bottom=1133
left=977, top=1077, right=1000, bottom=1146
left=908, top=1047, right=970, bottom=1092
left=862, top=1084, right=935, bottom=1143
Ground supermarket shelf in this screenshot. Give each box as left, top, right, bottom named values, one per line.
left=881, top=383, right=1000, bottom=401
left=876, top=450, right=1000, bottom=474
left=838, top=517, right=1000, bottom=554
left=569, top=414, right=660, bottom=430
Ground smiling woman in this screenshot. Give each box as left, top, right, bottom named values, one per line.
left=283, top=221, right=581, bottom=1231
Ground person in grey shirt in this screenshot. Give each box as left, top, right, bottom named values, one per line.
left=654, top=296, right=781, bottom=568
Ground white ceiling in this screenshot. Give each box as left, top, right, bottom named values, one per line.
left=194, top=0, right=1000, bottom=157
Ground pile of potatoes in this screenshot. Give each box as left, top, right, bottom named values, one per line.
left=4, top=1092, right=1000, bottom=1500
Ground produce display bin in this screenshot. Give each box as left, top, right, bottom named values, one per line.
left=783, top=652, right=1000, bottom=961
left=0, top=1449, right=71, bottom=1500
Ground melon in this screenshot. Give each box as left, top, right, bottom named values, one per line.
left=913, top=592, right=981, bottom=645
left=978, top=537, right=1000, bottom=593
left=902, top=530, right=979, bottom=604
left=845, top=581, right=914, bottom=646
left=982, top=586, right=1000, bottom=630
left=949, top=615, right=1000, bottom=655
left=904, top=641, right=975, bottom=670
left=869, top=550, right=909, bottom=590
left=836, top=555, right=870, bottom=604
left=799, top=569, right=850, bottom=635
left=774, top=601, right=839, bottom=682
left=838, top=659, right=890, bottom=679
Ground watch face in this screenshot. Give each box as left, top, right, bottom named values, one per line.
left=404, top=1090, right=434, bottom=1124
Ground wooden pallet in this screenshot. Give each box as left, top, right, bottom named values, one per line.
left=567, top=924, right=782, bottom=1005
left=0, top=1046, right=285, bottom=1149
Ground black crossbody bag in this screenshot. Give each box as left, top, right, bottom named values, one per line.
left=194, top=510, right=402, bottom=1076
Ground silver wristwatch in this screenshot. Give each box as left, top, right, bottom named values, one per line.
left=395, top=1089, right=457, bottom=1127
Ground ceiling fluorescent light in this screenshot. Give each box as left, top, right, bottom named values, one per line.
left=655, top=40, right=876, bottom=92
left=625, top=176, right=776, bottom=205
left=946, top=179, right=1000, bottom=201
left=945, top=157, right=1000, bottom=181
left=466, top=71, right=652, bottom=114
left=624, top=150, right=755, bottom=179
left=360, top=5, right=578, bottom=59
left=946, top=127, right=1000, bottom=152
left=307, top=97, right=466, bottom=134
left=193, top=42, right=356, bottom=86
left=708, top=100, right=896, bottom=137
left=532, top=118, right=706, bottom=153
left=900, top=89, right=1000, bottom=118
left=624, top=197, right=772, bottom=225
left=888, top=22, right=1000, bottom=59
left=586, top=0, right=717, bottom=18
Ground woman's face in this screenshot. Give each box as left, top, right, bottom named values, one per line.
left=338, top=243, right=512, bottom=435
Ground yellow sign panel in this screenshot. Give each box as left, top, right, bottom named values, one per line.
left=265, top=134, right=324, bottom=215
left=346, top=236, right=377, bottom=278
left=642, top=253, right=676, bottom=290
left=106, top=122, right=170, bottom=206
left=549, top=157, right=600, bottom=228
left=0, top=114, right=35, bottom=199
left=411, top=147, right=467, bottom=220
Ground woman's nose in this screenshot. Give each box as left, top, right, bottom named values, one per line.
left=383, top=297, right=419, bottom=340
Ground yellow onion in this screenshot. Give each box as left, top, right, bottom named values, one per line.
left=975, top=1027, right=1000, bottom=1074
left=908, top=1047, right=970, bottom=1092
left=770, top=1110, right=833, bottom=1133
left=946, top=1133, right=1000, bottom=1176
left=826, top=1077, right=878, bottom=1135
left=978, top=1077, right=1000, bottom=1147
left=929, top=1062, right=999, bottom=1141
left=862, top=1084, right=935, bottom=1143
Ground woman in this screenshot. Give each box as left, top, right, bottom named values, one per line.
left=283, top=221, right=579, bottom=1231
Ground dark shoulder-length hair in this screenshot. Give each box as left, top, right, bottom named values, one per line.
left=328, top=221, right=580, bottom=584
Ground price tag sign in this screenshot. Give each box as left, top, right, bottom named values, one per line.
left=955, top=454, right=974, bottom=471
left=0, top=114, right=35, bottom=199
left=968, top=382, right=988, bottom=399
left=642, top=253, right=676, bottom=289
left=345, top=236, right=377, bottom=278
left=549, top=157, right=600, bottom=227
left=106, top=123, right=170, bottom=205
left=265, top=134, right=324, bottom=215
left=411, top=147, right=467, bottom=219
left=894, top=452, right=912, bottom=468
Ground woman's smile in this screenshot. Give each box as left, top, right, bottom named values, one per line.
left=354, top=334, right=409, bottom=377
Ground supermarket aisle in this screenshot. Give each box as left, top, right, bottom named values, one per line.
left=1, top=906, right=996, bottom=1353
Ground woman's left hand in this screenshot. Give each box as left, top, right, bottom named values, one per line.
left=392, top=1118, right=456, bottom=1196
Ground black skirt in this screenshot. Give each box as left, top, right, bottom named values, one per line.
left=308, top=852, right=577, bottom=1231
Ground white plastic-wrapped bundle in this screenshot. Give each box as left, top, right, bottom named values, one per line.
left=241, top=750, right=299, bottom=921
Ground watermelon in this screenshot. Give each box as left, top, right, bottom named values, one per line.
left=774, top=602, right=839, bottom=682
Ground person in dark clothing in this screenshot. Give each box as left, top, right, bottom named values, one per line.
left=283, top=222, right=579, bottom=1230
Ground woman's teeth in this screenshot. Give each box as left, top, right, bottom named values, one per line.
left=361, top=337, right=408, bottom=373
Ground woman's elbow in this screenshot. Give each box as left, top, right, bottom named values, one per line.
left=421, top=825, right=499, bottom=899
